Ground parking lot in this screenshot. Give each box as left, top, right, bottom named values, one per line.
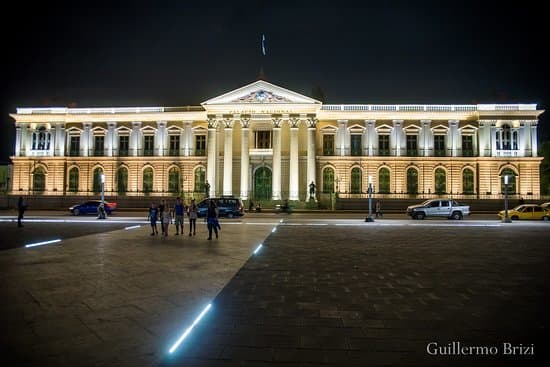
left=0, top=212, right=548, bottom=366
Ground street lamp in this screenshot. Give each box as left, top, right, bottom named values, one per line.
left=365, top=175, right=374, bottom=222
left=502, top=174, right=512, bottom=223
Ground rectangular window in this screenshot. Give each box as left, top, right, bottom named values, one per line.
left=143, top=135, right=154, bottom=156
left=255, top=131, right=272, bottom=149
left=69, top=136, right=80, bottom=156
left=378, top=135, right=390, bottom=156
left=434, top=135, right=446, bottom=157
left=406, top=135, right=418, bottom=156
left=94, top=136, right=104, bottom=156
left=462, top=135, right=473, bottom=157
left=119, top=136, right=129, bottom=156
left=195, top=135, right=206, bottom=156
left=350, top=135, right=362, bottom=156
left=323, top=135, right=334, bottom=155
left=169, top=135, right=180, bottom=156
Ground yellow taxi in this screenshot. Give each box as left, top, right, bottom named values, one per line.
left=498, top=204, right=550, bottom=221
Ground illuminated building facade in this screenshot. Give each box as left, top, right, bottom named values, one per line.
left=9, top=80, right=544, bottom=203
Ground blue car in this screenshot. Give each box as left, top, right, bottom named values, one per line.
left=196, top=197, right=244, bottom=218
left=69, top=200, right=117, bottom=216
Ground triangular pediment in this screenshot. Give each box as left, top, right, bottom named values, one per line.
left=202, top=80, right=321, bottom=106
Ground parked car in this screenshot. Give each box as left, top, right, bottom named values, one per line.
left=406, top=199, right=470, bottom=220
left=196, top=197, right=244, bottom=218
left=498, top=204, right=550, bottom=221
left=540, top=202, right=550, bottom=210
left=69, top=200, right=117, bottom=216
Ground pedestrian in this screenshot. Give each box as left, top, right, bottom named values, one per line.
left=158, top=199, right=166, bottom=234
left=205, top=181, right=211, bottom=198
left=17, top=196, right=27, bottom=227
left=518, top=197, right=525, bottom=205
left=162, top=204, right=171, bottom=237
left=173, top=197, right=185, bottom=235
left=97, top=202, right=107, bottom=219
left=248, top=200, right=254, bottom=213
left=375, top=200, right=382, bottom=218
left=206, top=199, right=219, bottom=240
left=148, top=203, right=159, bottom=235
left=188, top=199, right=198, bottom=236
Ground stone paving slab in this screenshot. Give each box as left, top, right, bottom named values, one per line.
left=0, top=219, right=277, bottom=366
left=163, top=221, right=550, bottom=367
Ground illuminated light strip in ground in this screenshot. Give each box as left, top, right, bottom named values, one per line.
left=168, top=303, right=212, bottom=354
left=124, top=225, right=141, bottom=230
left=25, top=239, right=61, bottom=248
left=272, top=227, right=277, bottom=233
left=253, top=244, right=263, bottom=254
left=0, top=219, right=150, bottom=224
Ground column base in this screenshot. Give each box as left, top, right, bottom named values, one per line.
left=365, top=216, right=375, bottom=222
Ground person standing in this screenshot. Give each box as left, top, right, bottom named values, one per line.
left=158, top=199, right=166, bottom=235
left=173, top=197, right=185, bottom=235
left=148, top=203, right=159, bottom=235
left=375, top=200, right=382, bottom=219
left=204, top=181, right=211, bottom=198
left=309, top=181, right=316, bottom=200
left=162, top=204, right=171, bottom=237
left=248, top=200, right=254, bottom=213
left=206, top=200, right=219, bottom=240
left=17, top=196, right=27, bottom=227
left=188, top=199, right=198, bottom=236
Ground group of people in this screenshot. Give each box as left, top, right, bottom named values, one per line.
left=147, top=197, right=221, bottom=240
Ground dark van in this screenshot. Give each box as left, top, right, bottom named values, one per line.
left=196, top=197, right=245, bottom=218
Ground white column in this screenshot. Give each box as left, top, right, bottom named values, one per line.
left=15, top=126, right=22, bottom=156
left=531, top=123, right=538, bottom=157
left=272, top=118, right=282, bottom=200
left=240, top=118, right=250, bottom=199
left=49, top=125, right=56, bottom=156
left=130, top=122, right=141, bottom=156
left=491, top=124, right=497, bottom=157
left=156, top=121, right=166, bottom=156
left=206, top=118, right=218, bottom=197
left=337, top=120, right=348, bottom=156
left=183, top=121, right=192, bottom=156
left=106, top=122, right=116, bottom=157
left=392, top=120, right=403, bottom=156
left=56, top=124, right=65, bottom=156
left=366, top=120, right=376, bottom=156
left=81, top=122, right=92, bottom=156
left=421, top=120, right=431, bottom=156
left=306, top=117, right=317, bottom=200
left=289, top=118, right=300, bottom=200
left=448, top=120, right=459, bottom=157
left=223, top=119, right=233, bottom=196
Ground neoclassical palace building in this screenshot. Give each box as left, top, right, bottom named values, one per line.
left=9, top=80, right=544, bottom=203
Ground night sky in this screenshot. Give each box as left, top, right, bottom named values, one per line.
left=1, top=1, right=548, bottom=162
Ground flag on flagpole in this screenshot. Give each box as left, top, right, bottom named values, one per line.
left=261, top=34, right=266, bottom=56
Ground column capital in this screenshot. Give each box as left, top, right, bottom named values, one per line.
left=156, top=120, right=167, bottom=127
left=223, top=118, right=234, bottom=129
left=289, top=117, right=300, bottom=129
left=240, top=116, right=250, bottom=129
left=272, top=116, right=282, bottom=128
left=448, top=119, right=459, bottom=126
left=207, top=118, right=218, bottom=129
left=83, top=122, right=93, bottom=129
left=392, top=119, right=404, bottom=125
left=107, top=121, right=117, bottom=129
left=131, top=121, right=142, bottom=128
left=307, top=117, right=318, bottom=129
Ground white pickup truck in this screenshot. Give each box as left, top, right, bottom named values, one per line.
left=406, top=199, right=470, bottom=220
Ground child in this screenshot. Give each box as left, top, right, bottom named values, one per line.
left=148, top=203, right=159, bottom=235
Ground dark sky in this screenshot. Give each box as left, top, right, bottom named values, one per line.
left=1, top=1, right=548, bottom=162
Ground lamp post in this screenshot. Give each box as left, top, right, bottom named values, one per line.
left=365, top=175, right=374, bottom=222
left=502, top=174, right=512, bottom=223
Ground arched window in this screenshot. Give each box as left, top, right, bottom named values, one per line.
left=92, top=168, right=103, bottom=194
left=68, top=167, right=79, bottom=192
left=434, top=168, right=446, bottom=194
left=322, top=167, right=334, bottom=193
left=168, top=167, right=180, bottom=193
left=350, top=167, right=362, bottom=194
left=462, top=168, right=474, bottom=194
left=33, top=167, right=46, bottom=192
left=406, top=168, right=418, bottom=194
left=117, top=167, right=128, bottom=194
left=378, top=168, right=390, bottom=194
left=143, top=167, right=153, bottom=193
left=194, top=167, right=205, bottom=192
left=501, top=168, right=517, bottom=194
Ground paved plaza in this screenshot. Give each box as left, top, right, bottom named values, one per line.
left=1, top=215, right=549, bottom=366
